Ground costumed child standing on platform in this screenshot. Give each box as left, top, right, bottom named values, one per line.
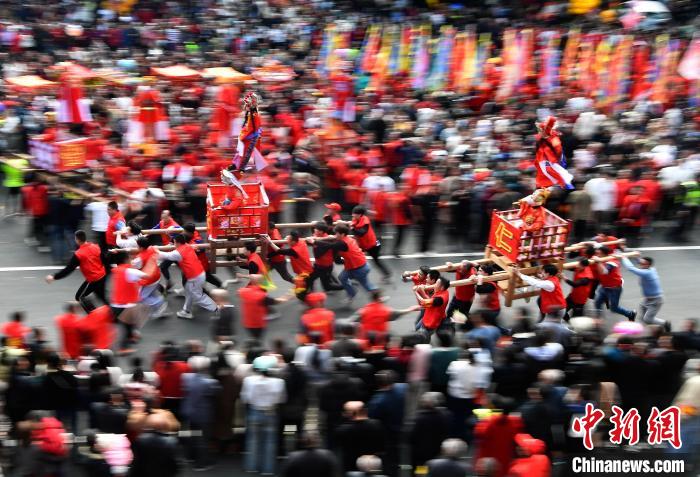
left=514, top=188, right=549, bottom=232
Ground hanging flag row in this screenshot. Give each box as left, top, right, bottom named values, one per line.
left=318, top=24, right=700, bottom=108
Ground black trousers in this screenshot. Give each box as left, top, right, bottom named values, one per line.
left=76, top=277, right=108, bottom=312
left=271, top=261, right=294, bottom=283
left=110, top=306, right=135, bottom=349
left=564, top=295, right=585, bottom=321
left=160, top=260, right=176, bottom=283
left=366, top=244, right=390, bottom=278
left=393, top=225, right=409, bottom=255
left=306, top=265, right=344, bottom=292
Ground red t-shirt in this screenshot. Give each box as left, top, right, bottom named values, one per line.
left=154, top=360, right=190, bottom=398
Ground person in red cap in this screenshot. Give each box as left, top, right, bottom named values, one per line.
left=323, top=203, right=342, bottom=226
left=46, top=230, right=108, bottom=313
left=351, top=290, right=418, bottom=343
left=299, top=292, right=335, bottom=345
left=350, top=205, right=391, bottom=283
left=1, top=311, right=30, bottom=348
left=508, top=434, right=550, bottom=477
left=54, top=302, right=82, bottom=359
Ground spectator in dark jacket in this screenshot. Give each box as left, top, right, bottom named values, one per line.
left=426, top=438, right=470, bottom=477
left=409, top=392, right=453, bottom=469
left=335, top=401, right=385, bottom=473
left=41, top=353, right=78, bottom=431
left=281, top=432, right=338, bottom=477
left=368, top=370, right=408, bottom=476
left=319, top=369, right=366, bottom=447
left=180, top=355, right=221, bottom=471
left=129, top=413, right=180, bottom=477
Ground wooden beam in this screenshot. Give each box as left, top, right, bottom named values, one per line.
left=562, top=251, right=639, bottom=270
left=403, top=258, right=495, bottom=277
left=564, top=238, right=625, bottom=253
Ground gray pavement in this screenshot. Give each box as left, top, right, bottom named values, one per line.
left=1, top=212, right=699, bottom=476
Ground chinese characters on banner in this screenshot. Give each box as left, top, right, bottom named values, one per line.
left=572, top=403, right=682, bottom=450
left=487, top=212, right=522, bottom=262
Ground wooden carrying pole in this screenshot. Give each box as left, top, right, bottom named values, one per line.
left=402, top=238, right=627, bottom=277
left=443, top=251, right=639, bottom=289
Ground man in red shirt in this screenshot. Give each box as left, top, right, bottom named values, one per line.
left=516, top=264, right=567, bottom=321
left=323, top=202, right=342, bottom=226
left=388, top=185, right=413, bottom=257
left=54, top=302, right=82, bottom=359
left=306, top=224, right=377, bottom=305
left=22, top=178, right=49, bottom=250
left=77, top=305, right=115, bottom=350
left=157, top=234, right=217, bottom=320
left=266, top=223, right=294, bottom=284
left=1, top=311, right=30, bottom=348
left=444, top=261, right=477, bottom=326
left=414, top=277, right=451, bottom=340
left=46, top=230, right=109, bottom=312
left=617, top=185, right=651, bottom=247
left=594, top=246, right=636, bottom=320
left=133, top=237, right=168, bottom=319
left=237, top=275, right=289, bottom=340
left=105, top=201, right=126, bottom=254
left=152, top=209, right=181, bottom=246
left=563, top=258, right=594, bottom=321
left=265, top=231, right=314, bottom=299
left=401, top=266, right=430, bottom=286
left=350, top=206, right=391, bottom=282
left=352, top=290, right=417, bottom=342
left=305, top=222, right=344, bottom=293
left=299, top=292, right=335, bottom=344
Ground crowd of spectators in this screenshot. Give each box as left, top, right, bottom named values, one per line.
left=3, top=310, right=700, bottom=476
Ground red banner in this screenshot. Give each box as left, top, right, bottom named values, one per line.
left=57, top=138, right=87, bottom=171
left=488, top=211, right=522, bottom=262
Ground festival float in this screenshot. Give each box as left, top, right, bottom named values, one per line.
left=28, top=73, right=91, bottom=172
left=204, top=92, right=271, bottom=272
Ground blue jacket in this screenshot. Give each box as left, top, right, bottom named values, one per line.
left=621, top=257, right=663, bottom=297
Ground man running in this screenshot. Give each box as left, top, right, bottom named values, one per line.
left=156, top=234, right=217, bottom=319
left=46, top=230, right=109, bottom=312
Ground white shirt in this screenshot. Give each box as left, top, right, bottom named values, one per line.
left=584, top=178, right=617, bottom=212
left=85, top=201, right=109, bottom=232
left=407, top=343, right=432, bottom=383
left=518, top=273, right=555, bottom=292
left=116, top=233, right=139, bottom=249
left=446, top=360, right=478, bottom=399
left=650, top=144, right=677, bottom=168
left=241, top=374, right=287, bottom=410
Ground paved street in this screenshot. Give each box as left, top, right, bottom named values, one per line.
left=1, top=212, right=699, bottom=476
